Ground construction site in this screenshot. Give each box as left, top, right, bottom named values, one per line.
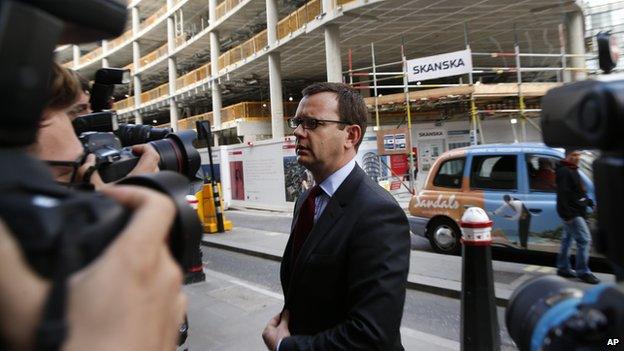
left=57, top=0, right=596, bottom=210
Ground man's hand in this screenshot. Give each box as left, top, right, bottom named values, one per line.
left=63, top=186, right=186, bottom=351
left=262, top=310, right=291, bottom=351
left=128, top=144, right=160, bottom=176
left=0, top=220, right=50, bottom=351
left=77, top=154, right=106, bottom=189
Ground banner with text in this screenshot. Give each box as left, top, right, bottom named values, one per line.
left=407, top=49, right=473, bottom=82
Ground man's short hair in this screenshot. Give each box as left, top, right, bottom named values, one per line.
left=46, top=62, right=81, bottom=110
left=301, top=82, right=368, bottom=149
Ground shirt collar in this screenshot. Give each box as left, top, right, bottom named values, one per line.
left=318, top=157, right=356, bottom=198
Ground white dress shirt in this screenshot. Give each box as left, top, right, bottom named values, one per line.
left=313, top=157, right=356, bottom=223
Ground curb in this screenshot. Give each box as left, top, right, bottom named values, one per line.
left=202, top=239, right=509, bottom=306
left=201, top=240, right=282, bottom=262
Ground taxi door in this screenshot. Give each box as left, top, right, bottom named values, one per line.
left=517, top=153, right=562, bottom=252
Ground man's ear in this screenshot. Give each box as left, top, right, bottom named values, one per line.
left=345, top=124, right=362, bottom=149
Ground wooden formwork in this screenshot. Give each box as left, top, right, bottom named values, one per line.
left=174, top=101, right=300, bottom=131
left=79, top=47, right=102, bottom=65
left=140, top=43, right=168, bottom=67
left=108, top=30, right=132, bottom=51
left=254, top=30, right=268, bottom=50
left=113, top=96, right=134, bottom=111
left=141, top=83, right=169, bottom=103
left=139, top=4, right=167, bottom=32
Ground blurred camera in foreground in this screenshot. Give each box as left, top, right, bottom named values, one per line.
left=505, top=33, right=624, bottom=351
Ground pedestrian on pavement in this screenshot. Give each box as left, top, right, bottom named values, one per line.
left=262, top=82, right=411, bottom=351
left=555, top=149, right=599, bottom=284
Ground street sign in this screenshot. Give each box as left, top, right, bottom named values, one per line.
left=407, top=49, right=473, bottom=82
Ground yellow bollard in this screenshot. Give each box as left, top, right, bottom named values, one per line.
left=195, top=183, right=233, bottom=233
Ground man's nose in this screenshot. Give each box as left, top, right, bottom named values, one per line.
left=293, top=124, right=306, bottom=138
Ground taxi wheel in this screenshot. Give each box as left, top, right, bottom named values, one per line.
left=427, top=218, right=461, bottom=255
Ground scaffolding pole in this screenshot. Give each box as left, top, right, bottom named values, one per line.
left=371, top=43, right=380, bottom=129
left=558, top=23, right=567, bottom=83
left=401, top=41, right=415, bottom=193
left=464, top=23, right=480, bottom=146
left=514, top=25, right=527, bottom=142
left=348, top=48, right=353, bottom=85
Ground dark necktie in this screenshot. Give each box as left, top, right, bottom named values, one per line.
left=292, top=185, right=322, bottom=265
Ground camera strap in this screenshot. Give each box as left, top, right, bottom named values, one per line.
left=35, top=233, right=72, bottom=351
left=35, top=277, right=67, bottom=351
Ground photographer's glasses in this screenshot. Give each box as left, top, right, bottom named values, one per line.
left=287, top=117, right=351, bottom=130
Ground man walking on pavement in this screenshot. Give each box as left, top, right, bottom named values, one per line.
left=555, top=150, right=600, bottom=284
left=262, top=83, right=411, bottom=351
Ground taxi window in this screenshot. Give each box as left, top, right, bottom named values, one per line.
left=470, top=155, right=517, bottom=190
left=526, top=154, right=559, bottom=192
left=433, top=158, right=465, bottom=188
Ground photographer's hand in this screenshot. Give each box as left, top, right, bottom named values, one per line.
left=63, top=186, right=186, bottom=351
left=0, top=220, right=50, bottom=351
left=77, top=154, right=106, bottom=189
left=128, top=144, right=160, bottom=176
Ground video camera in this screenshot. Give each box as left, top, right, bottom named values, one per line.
left=505, top=32, right=624, bottom=351
left=72, top=67, right=200, bottom=182
left=0, top=0, right=201, bottom=348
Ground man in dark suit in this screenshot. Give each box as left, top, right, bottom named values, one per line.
left=262, top=83, right=411, bottom=351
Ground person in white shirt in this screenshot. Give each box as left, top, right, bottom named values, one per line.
left=492, top=194, right=532, bottom=249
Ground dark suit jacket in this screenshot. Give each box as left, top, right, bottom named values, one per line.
left=279, top=165, right=411, bottom=351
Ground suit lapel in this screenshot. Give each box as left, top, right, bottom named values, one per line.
left=285, top=165, right=365, bottom=302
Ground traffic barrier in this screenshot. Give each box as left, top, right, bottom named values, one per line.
left=195, top=183, right=233, bottom=233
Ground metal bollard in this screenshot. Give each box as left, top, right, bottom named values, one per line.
left=460, top=207, right=500, bottom=351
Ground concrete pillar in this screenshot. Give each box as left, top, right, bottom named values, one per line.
left=322, top=0, right=333, bottom=14
left=564, top=10, right=586, bottom=82
left=265, top=0, right=284, bottom=138
left=170, top=100, right=179, bottom=131
left=324, top=24, right=342, bottom=82
left=167, top=12, right=178, bottom=131
left=131, top=6, right=140, bottom=34
left=268, top=53, right=285, bottom=139
left=133, top=111, right=142, bottom=125
left=266, top=0, right=278, bottom=45
left=209, top=0, right=222, bottom=128
left=131, top=5, right=142, bottom=124
left=210, top=32, right=223, bottom=128
left=101, top=39, right=109, bottom=68
left=133, top=41, right=141, bottom=71
left=209, top=0, right=217, bottom=26
left=72, top=45, right=80, bottom=67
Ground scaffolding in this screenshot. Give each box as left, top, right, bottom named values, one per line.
left=344, top=30, right=599, bottom=193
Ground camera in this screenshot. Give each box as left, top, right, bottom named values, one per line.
left=0, top=0, right=200, bottom=348
left=505, top=33, right=624, bottom=351
left=72, top=68, right=201, bottom=182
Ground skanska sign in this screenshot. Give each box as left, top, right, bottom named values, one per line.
left=407, top=49, right=473, bottom=82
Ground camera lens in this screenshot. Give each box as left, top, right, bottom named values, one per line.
left=506, top=275, right=584, bottom=351
left=117, top=124, right=172, bottom=146
left=149, top=130, right=200, bottom=180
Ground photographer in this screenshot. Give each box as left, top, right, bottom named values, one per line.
left=30, top=63, right=160, bottom=189
left=0, top=186, right=186, bottom=351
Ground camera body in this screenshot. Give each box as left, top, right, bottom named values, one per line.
left=72, top=70, right=201, bottom=182
left=506, top=34, right=624, bottom=350
left=79, top=131, right=141, bottom=182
